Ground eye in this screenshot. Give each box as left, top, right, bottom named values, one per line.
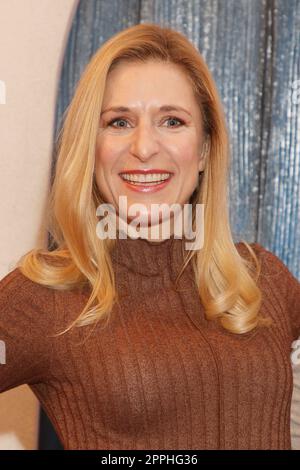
left=106, top=115, right=185, bottom=129
left=164, top=116, right=185, bottom=128
left=107, top=118, right=129, bottom=128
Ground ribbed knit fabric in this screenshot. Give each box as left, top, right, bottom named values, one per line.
left=0, top=236, right=300, bottom=449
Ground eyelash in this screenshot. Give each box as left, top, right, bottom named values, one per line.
left=106, top=116, right=185, bottom=129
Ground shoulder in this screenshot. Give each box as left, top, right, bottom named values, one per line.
left=0, top=265, right=54, bottom=297
left=0, top=266, right=91, bottom=332
left=234, top=241, right=299, bottom=306
left=235, top=241, right=291, bottom=278
left=0, top=266, right=55, bottom=323
left=0, top=267, right=56, bottom=391
left=236, top=241, right=300, bottom=341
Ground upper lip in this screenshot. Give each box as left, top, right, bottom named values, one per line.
left=119, top=169, right=173, bottom=175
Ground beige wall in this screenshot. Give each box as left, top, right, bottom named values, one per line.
left=0, top=0, right=78, bottom=450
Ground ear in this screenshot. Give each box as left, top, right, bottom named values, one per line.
left=198, top=137, right=210, bottom=172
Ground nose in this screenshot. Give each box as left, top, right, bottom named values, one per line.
left=129, top=119, right=160, bottom=161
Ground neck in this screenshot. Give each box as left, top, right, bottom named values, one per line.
left=109, top=230, right=194, bottom=282
left=116, top=214, right=179, bottom=243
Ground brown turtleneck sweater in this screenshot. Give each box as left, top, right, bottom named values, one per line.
left=0, top=237, right=300, bottom=450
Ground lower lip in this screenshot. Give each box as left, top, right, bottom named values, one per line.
left=119, top=175, right=173, bottom=193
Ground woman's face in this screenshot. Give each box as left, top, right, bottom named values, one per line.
left=95, top=60, right=207, bottom=234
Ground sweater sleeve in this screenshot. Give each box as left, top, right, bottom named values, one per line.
left=251, top=243, right=300, bottom=342
left=0, top=267, right=55, bottom=393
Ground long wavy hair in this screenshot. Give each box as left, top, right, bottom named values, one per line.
left=17, top=23, right=272, bottom=336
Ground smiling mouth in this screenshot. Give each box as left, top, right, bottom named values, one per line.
left=119, top=172, right=172, bottom=185
left=122, top=179, right=170, bottom=186
left=119, top=172, right=173, bottom=193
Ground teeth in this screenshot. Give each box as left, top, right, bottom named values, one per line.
left=121, top=173, right=171, bottom=183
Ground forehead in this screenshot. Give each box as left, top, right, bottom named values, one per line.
left=103, top=60, right=197, bottom=107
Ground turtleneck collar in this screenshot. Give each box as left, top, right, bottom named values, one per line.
left=109, top=233, right=194, bottom=282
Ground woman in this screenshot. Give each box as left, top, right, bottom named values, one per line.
left=0, top=23, right=299, bottom=450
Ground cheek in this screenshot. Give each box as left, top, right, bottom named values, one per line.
left=95, top=137, right=117, bottom=173
left=173, top=144, right=200, bottom=193
left=176, top=148, right=200, bottom=172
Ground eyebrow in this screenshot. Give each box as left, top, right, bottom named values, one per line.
left=100, top=105, right=192, bottom=117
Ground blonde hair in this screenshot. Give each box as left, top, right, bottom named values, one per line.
left=17, top=23, right=272, bottom=336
